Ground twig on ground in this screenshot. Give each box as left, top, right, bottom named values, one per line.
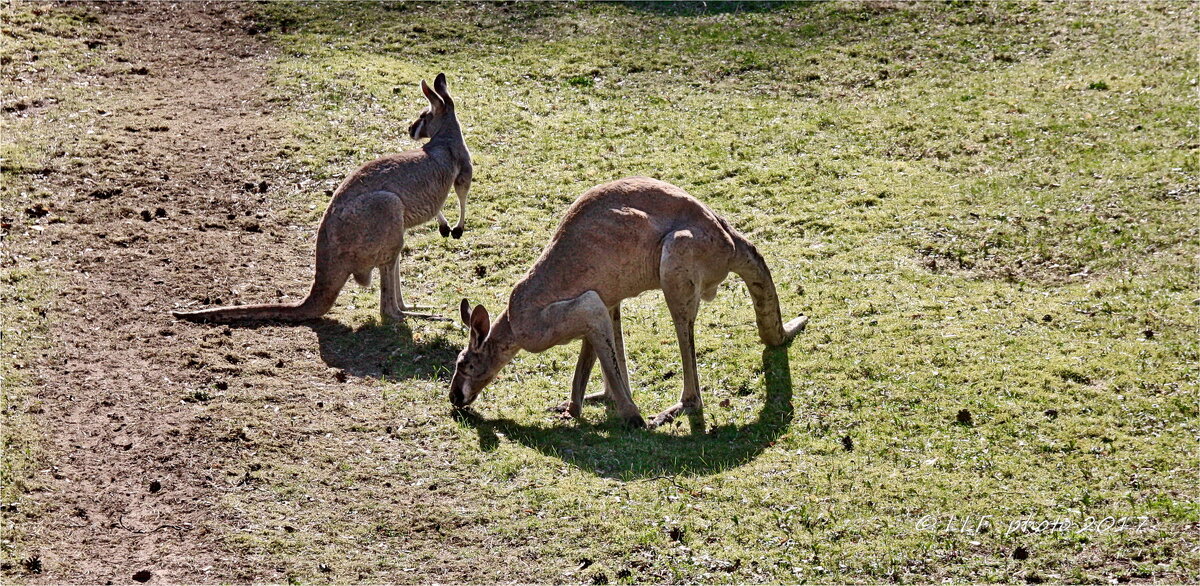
left=118, top=513, right=193, bottom=534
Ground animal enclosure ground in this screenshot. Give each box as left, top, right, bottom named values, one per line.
left=2, top=1, right=1197, bottom=584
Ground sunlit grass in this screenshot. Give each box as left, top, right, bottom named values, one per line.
left=241, top=1, right=1199, bottom=582
left=0, top=1, right=1183, bottom=583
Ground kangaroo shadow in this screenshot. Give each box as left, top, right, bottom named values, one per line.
left=311, top=317, right=460, bottom=381
left=456, top=345, right=795, bottom=479
left=220, top=316, right=459, bottom=381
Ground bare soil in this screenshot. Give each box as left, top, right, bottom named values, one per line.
left=3, top=3, right=403, bottom=582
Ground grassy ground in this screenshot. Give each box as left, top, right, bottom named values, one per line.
left=1, top=4, right=111, bottom=566
left=3, top=1, right=1196, bottom=583
left=236, top=2, right=1198, bottom=582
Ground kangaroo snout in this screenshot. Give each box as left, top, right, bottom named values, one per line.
left=449, top=376, right=473, bottom=409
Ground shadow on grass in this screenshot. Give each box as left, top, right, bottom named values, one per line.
left=221, top=317, right=459, bottom=381
left=456, top=344, right=795, bottom=479
left=311, top=317, right=460, bottom=381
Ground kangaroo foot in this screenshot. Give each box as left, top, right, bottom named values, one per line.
left=399, top=303, right=435, bottom=311
left=383, top=308, right=450, bottom=322
left=622, top=411, right=647, bottom=430
left=649, top=402, right=705, bottom=431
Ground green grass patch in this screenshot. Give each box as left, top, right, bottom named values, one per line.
left=240, top=1, right=1198, bottom=582
left=0, top=3, right=111, bottom=569
left=0, top=266, right=53, bottom=557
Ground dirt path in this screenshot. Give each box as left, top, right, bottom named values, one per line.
left=4, top=3, right=353, bottom=582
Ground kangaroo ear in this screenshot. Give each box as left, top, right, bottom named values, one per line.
left=420, top=79, right=445, bottom=114
left=432, top=72, right=453, bottom=106
left=469, top=304, right=491, bottom=341
left=459, top=298, right=471, bottom=326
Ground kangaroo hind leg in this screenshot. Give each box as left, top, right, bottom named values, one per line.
left=379, top=253, right=437, bottom=321
left=650, top=230, right=708, bottom=432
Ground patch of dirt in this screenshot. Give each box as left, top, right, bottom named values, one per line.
left=0, top=2, right=406, bottom=582
left=7, top=3, right=559, bottom=582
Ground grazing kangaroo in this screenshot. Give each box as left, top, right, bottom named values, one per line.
left=450, top=177, right=808, bottom=430
left=172, top=73, right=471, bottom=323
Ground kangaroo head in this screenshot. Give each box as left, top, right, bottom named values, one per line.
left=409, top=72, right=457, bottom=140
left=449, top=299, right=508, bottom=409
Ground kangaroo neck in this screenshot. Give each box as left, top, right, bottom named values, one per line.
left=426, top=118, right=469, bottom=164
left=482, top=312, right=521, bottom=369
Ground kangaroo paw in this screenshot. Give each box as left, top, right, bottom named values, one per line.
left=451, top=226, right=464, bottom=239
left=438, top=224, right=451, bottom=237
left=552, top=401, right=581, bottom=419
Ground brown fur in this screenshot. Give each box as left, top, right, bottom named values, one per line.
left=172, top=73, right=472, bottom=323
left=449, top=177, right=808, bottom=430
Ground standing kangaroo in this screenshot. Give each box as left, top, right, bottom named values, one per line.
left=450, top=177, right=808, bottom=430
left=172, top=73, right=471, bottom=323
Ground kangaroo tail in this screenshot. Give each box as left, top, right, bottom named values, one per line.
left=723, top=221, right=808, bottom=346
left=172, top=269, right=344, bottom=323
